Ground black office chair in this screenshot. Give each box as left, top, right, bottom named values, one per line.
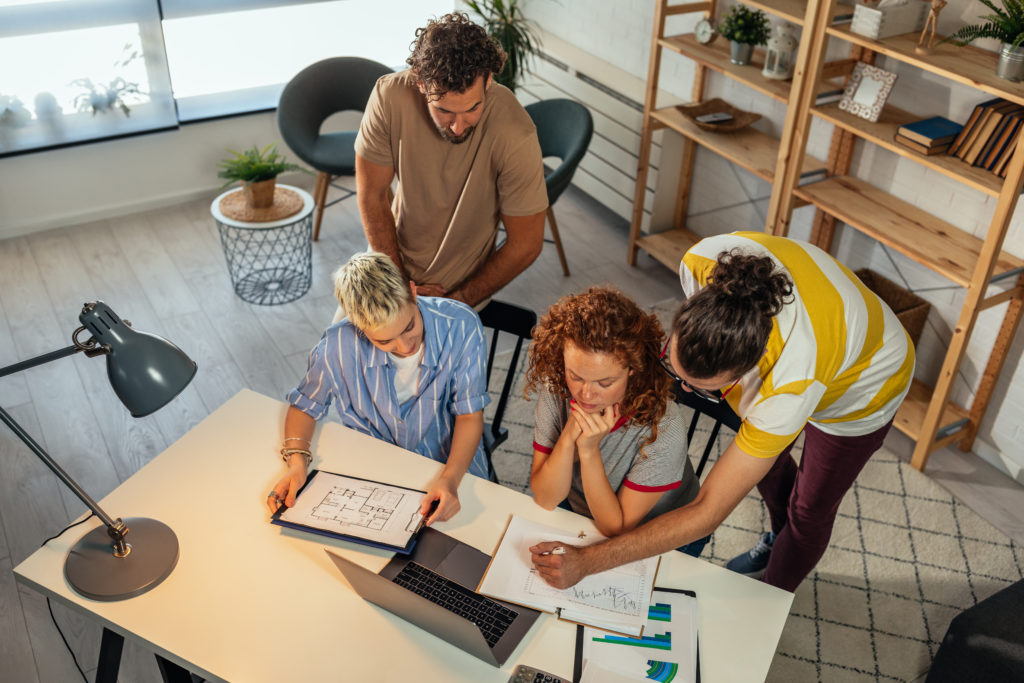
left=277, top=57, right=392, bottom=241
left=478, top=299, right=538, bottom=484
left=525, top=99, right=594, bottom=277
left=672, top=385, right=742, bottom=477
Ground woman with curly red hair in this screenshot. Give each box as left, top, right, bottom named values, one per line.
left=526, top=287, right=706, bottom=555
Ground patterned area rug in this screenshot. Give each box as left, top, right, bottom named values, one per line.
left=484, top=299, right=1024, bottom=682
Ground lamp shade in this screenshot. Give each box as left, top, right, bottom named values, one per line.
left=79, top=302, right=197, bottom=417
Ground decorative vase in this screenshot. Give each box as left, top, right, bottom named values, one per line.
left=243, top=178, right=276, bottom=209
left=997, top=43, right=1024, bottom=82
left=730, top=41, right=755, bottom=66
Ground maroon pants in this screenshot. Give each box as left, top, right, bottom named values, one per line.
left=759, top=419, right=893, bottom=592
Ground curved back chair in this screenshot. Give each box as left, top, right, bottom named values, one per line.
left=524, top=99, right=594, bottom=276
left=477, top=299, right=538, bottom=484
left=278, top=57, right=393, bottom=240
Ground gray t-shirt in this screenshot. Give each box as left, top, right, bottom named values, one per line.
left=532, top=388, right=700, bottom=524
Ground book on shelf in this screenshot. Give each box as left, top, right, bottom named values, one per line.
left=960, top=100, right=1019, bottom=165
left=477, top=515, right=660, bottom=637
left=996, top=125, right=1022, bottom=177
left=949, top=97, right=1002, bottom=157
left=894, top=133, right=950, bottom=156
left=897, top=116, right=963, bottom=147
left=977, top=108, right=1024, bottom=168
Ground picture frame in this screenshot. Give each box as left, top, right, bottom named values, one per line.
left=838, top=63, right=897, bottom=123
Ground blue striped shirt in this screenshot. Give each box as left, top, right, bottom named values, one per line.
left=286, top=297, right=491, bottom=478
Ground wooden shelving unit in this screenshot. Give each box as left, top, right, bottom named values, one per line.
left=775, top=1, right=1024, bottom=471
left=627, top=0, right=834, bottom=271
left=627, top=0, right=1024, bottom=472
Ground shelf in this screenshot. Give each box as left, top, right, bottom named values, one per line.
left=893, top=379, right=969, bottom=444
left=826, top=26, right=1024, bottom=107
left=746, top=0, right=855, bottom=25
left=793, top=175, right=1024, bottom=287
left=661, top=35, right=846, bottom=106
left=811, top=102, right=1004, bottom=196
left=745, top=0, right=809, bottom=25
left=660, top=35, right=794, bottom=103
left=651, top=105, right=827, bottom=181
left=635, top=226, right=705, bottom=271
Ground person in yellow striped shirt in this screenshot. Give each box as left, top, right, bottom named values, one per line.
left=530, top=232, right=914, bottom=592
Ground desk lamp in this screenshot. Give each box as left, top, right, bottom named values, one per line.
left=0, top=301, right=197, bottom=601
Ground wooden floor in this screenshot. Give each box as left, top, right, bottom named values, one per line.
left=1, top=179, right=1021, bottom=682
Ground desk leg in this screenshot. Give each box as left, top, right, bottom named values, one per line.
left=155, top=655, right=198, bottom=683
left=95, top=628, right=123, bottom=683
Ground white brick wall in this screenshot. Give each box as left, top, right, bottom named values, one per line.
left=522, top=0, right=1024, bottom=480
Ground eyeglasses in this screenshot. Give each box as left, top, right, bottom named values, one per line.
left=658, top=341, right=740, bottom=404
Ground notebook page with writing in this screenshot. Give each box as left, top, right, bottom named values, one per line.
left=478, top=515, right=658, bottom=636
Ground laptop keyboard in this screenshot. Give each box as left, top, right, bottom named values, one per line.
left=392, top=562, right=518, bottom=647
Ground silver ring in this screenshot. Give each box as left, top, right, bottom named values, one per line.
left=268, top=491, right=280, bottom=499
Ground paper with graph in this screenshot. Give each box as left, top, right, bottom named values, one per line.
left=579, top=588, right=699, bottom=683
left=477, top=515, right=659, bottom=636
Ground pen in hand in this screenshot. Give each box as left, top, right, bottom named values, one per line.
left=541, top=546, right=566, bottom=556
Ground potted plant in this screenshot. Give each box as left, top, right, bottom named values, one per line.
left=217, top=144, right=308, bottom=209
left=719, top=3, right=771, bottom=66
left=70, top=44, right=145, bottom=117
left=943, top=0, right=1024, bottom=82
left=0, top=95, right=31, bottom=128
left=71, top=76, right=142, bottom=117
left=465, top=0, right=541, bottom=92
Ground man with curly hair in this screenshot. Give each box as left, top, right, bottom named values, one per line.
left=354, top=11, right=548, bottom=308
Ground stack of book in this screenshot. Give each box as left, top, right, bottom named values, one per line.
left=895, top=116, right=963, bottom=156
left=947, top=98, right=1024, bottom=176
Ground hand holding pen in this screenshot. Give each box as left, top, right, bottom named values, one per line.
left=529, top=541, right=587, bottom=589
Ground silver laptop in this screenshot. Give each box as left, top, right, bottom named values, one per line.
left=325, top=527, right=540, bottom=667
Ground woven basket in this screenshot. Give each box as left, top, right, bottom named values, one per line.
left=855, top=269, right=930, bottom=346
left=675, top=98, right=761, bottom=132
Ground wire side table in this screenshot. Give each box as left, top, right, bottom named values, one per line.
left=210, top=185, right=314, bottom=305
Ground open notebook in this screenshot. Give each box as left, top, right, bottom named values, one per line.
left=477, top=515, right=659, bottom=636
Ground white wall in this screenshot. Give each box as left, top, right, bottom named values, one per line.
left=522, top=0, right=1024, bottom=481
left=0, top=113, right=305, bottom=238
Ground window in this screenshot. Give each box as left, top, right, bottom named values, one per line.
left=0, top=0, right=177, bottom=155
left=161, top=0, right=449, bottom=121
left=0, top=0, right=451, bottom=155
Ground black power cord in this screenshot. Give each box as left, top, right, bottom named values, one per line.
left=40, top=513, right=96, bottom=683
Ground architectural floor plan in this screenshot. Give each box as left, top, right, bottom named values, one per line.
left=276, top=470, right=426, bottom=548
left=310, top=483, right=418, bottom=532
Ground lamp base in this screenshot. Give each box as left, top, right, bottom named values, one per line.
left=64, top=517, right=179, bottom=601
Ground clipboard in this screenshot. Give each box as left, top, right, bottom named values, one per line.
left=270, top=469, right=428, bottom=555
left=573, top=587, right=700, bottom=683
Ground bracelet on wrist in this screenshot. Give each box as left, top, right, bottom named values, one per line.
left=280, top=447, right=312, bottom=467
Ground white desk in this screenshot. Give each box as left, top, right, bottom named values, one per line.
left=15, top=390, right=792, bottom=682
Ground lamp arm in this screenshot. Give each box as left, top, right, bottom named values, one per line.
left=0, top=344, right=82, bottom=379
left=0, top=405, right=119, bottom=530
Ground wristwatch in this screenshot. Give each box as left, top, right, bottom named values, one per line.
left=695, top=18, right=717, bottom=44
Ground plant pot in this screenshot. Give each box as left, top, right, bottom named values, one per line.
left=730, top=41, right=755, bottom=66
left=997, top=43, right=1024, bottom=82
left=243, top=179, right=276, bottom=209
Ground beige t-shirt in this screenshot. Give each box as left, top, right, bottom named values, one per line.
left=355, top=70, right=548, bottom=291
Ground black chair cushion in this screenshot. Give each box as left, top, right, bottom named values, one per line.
left=926, top=579, right=1024, bottom=682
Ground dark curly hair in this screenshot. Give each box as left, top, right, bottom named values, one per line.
left=407, top=12, right=507, bottom=100
left=672, top=249, right=793, bottom=379
left=525, top=287, right=672, bottom=452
